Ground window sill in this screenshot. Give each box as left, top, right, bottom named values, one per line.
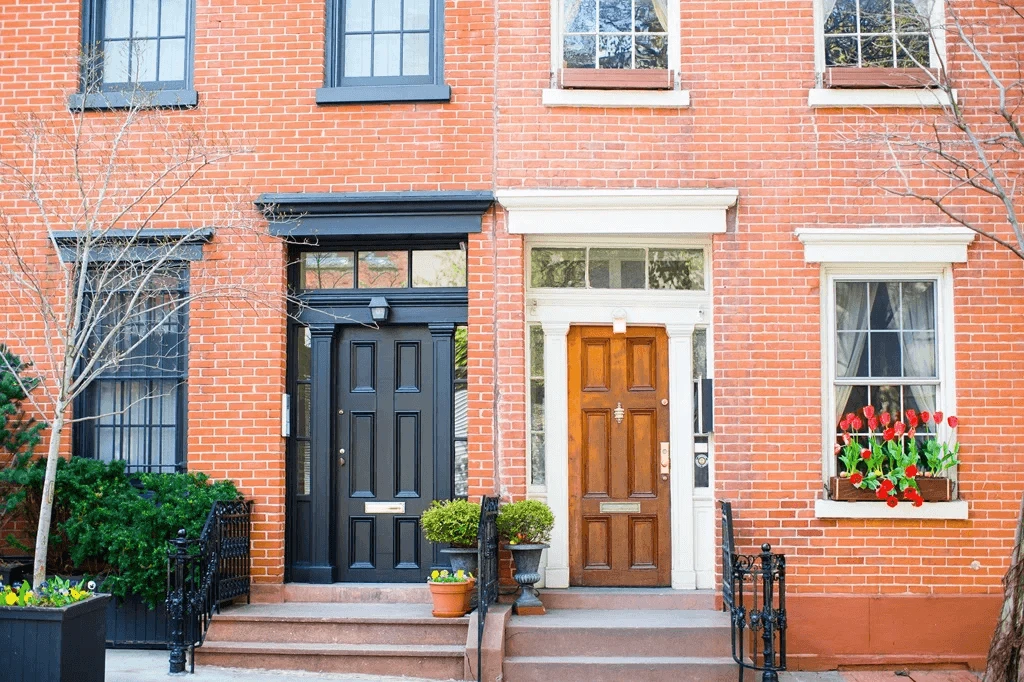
left=815, top=498, right=968, bottom=520
left=68, top=89, right=198, bottom=111
left=541, top=88, right=691, bottom=109
left=808, top=87, right=955, bottom=109
left=316, top=83, right=451, bottom=104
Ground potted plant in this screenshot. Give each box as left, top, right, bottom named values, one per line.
left=426, top=569, right=475, bottom=618
left=496, top=499, right=554, bottom=615
left=833, top=406, right=960, bottom=505
left=0, top=576, right=109, bottom=681
left=420, top=499, right=481, bottom=576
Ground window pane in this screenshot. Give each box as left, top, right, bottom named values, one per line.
left=563, top=34, right=596, bottom=68
left=565, top=0, right=596, bottom=32
left=896, top=34, right=930, bottom=67
left=858, top=0, right=893, bottom=33
left=836, top=331, right=869, bottom=377
left=133, top=0, right=160, bottom=37
left=635, top=34, right=667, bottom=69
left=530, top=324, right=544, bottom=377
left=358, top=250, right=408, bottom=288
left=598, top=0, right=631, bottom=31
left=404, top=0, right=430, bottom=30
left=346, top=0, right=373, bottom=32
left=902, top=332, right=936, bottom=377
left=454, top=440, right=468, bottom=497
left=836, top=385, right=869, bottom=426
left=588, top=248, right=645, bottom=289
left=870, top=385, right=902, bottom=421
left=103, top=41, right=131, bottom=83
left=297, top=327, right=312, bottom=381
left=161, top=0, right=187, bottom=35
left=296, top=384, right=311, bottom=438
left=375, top=0, right=402, bottom=31
left=530, top=432, right=546, bottom=486
left=823, top=0, right=856, bottom=33
left=835, top=282, right=868, bottom=330
left=531, top=380, right=545, bottom=432
left=297, top=442, right=311, bottom=495
left=901, top=281, right=935, bottom=329
left=403, top=32, right=430, bottom=76
left=870, top=331, right=902, bottom=377
left=861, top=35, right=894, bottom=67
left=825, top=35, right=858, bottom=66
left=903, top=385, right=937, bottom=424
left=896, top=0, right=931, bottom=30
left=634, top=0, right=665, bottom=32
left=133, top=38, right=159, bottom=81
left=301, top=252, right=355, bottom=289
left=105, top=0, right=131, bottom=38
left=455, top=326, right=468, bottom=382
left=869, top=282, right=900, bottom=330
left=412, top=249, right=466, bottom=287
left=598, top=34, right=632, bottom=68
left=531, top=248, right=585, bottom=288
left=344, top=34, right=372, bottom=77
left=648, top=249, right=704, bottom=290
left=373, top=33, right=402, bottom=77
left=693, top=328, right=707, bottom=379
left=158, top=38, right=186, bottom=81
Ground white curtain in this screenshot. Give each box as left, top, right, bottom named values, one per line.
left=834, top=284, right=869, bottom=421
left=901, top=283, right=938, bottom=418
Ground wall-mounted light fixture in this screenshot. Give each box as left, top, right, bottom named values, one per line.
left=612, top=308, right=627, bottom=334
left=368, top=296, right=391, bottom=322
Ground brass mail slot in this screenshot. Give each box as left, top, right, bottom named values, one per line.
left=599, top=502, right=641, bottom=514
left=365, top=501, right=406, bottom=514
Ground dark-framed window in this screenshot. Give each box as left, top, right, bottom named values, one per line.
left=317, top=0, right=451, bottom=104
left=74, top=266, right=189, bottom=473
left=72, top=0, right=198, bottom=110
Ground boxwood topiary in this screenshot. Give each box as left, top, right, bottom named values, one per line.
left=496, top=500, right=554, bottom=545
left=420, top=499, right=481, bottom=548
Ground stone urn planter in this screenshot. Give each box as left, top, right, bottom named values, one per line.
left=506, top=543, right=548, bottom=616
left=0, top=593, right=110, bottom=682
left=440, top=546, right=478, bottom=577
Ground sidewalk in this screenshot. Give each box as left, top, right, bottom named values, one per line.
left=107, top=650, right=982, bottom=681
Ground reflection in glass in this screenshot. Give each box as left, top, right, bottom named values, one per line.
left=358, top=251, right=409, bottom=288
left=412, top=249, right=467, bottom=287
left=454, top=325, right=469, bottom=497
left=823, top=0, right=931, bottom=67
left=297, top=442, right=311, bottom=496
left=562, top=0, right=667, bottom=69
left=529, top=324, right=546, bottom=486
left=648, top=249, right=704, bottom=290
left=531, top=248, right=586, bottom=288
left=301, top=252, right=355, bottom=289
left=692, top=328, right=707, bottom=379
left=297, top=327, right=312, bottom=381
left=588, top=248, right=645, bottom=288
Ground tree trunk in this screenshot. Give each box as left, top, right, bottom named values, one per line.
left=986, top=491, right=1024, bottom=681
left=32, top=411, right=63, bottom=590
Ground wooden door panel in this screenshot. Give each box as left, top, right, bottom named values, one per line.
left=569, top=325, right=671, bottom=587
left=627, top=409, right=657, bottom=497
left=582, top=410, right=611, bottom=497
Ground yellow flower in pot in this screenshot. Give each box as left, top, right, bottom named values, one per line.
left=426, top=569, right=475, bottom=618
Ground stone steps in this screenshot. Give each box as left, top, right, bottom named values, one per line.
left=537, top=586, right=715, bottom=610
left=502, top=654, right=738, bottom=682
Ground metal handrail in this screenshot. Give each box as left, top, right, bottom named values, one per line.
left=167, top=498, right=253, bottom=674
left=475, top=495, right=500, bottom=682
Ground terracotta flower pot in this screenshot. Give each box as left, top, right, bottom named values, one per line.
left=428, top=580, right=475, bottom=618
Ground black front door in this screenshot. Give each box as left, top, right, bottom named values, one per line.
left=335, top=324, right=437, bottom=582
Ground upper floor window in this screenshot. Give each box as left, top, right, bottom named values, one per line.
left=317, top=0, right=451, bottom=104
left=75, top=0, right=198, bottom=109
left=820, top=0, right=943, bottom=87
left=74, top=267, right=189, bottom=473
left=558, top=0, right=673, bottom=89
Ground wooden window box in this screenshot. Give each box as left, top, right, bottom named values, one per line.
left=826, top=67, right=939, bottom=89
left=560, top=68, right=673, bottom=90
left=829, top=476, right=953, bottom=502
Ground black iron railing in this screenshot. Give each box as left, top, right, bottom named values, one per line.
left=720, top=500, right=787, bottom=682
left=167, top=498, right=253, bottom=674
left=475, top=495, right=500, bottom=682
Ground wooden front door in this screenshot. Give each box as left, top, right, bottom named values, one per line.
left=568, top=325, right=671, bottom=586
left=335, top=324, right=437, bottom=582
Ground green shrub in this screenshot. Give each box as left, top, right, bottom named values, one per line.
left=420, top=499, right=480, bottom=547
left=0, top=347, right=45, bottom=530
left=496, top=500, right=554, bottom=545
left=0, top=457, right=238, bottom=606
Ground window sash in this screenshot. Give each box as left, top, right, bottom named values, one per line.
left=816, top=0, right=942, bottom=73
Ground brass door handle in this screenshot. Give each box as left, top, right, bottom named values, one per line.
left=660, top=442, right=670, bottom=481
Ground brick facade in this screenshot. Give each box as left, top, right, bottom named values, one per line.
left=0, top=0, right=1021, bottom=670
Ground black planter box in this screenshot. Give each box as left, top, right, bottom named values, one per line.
left=0, top=594, right=110, bottom=682
left=106, top=591, right=169, bottom=649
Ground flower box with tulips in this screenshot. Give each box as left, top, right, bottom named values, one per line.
left=832, top=406, right=959, bottom=506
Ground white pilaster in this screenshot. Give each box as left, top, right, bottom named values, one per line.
left=666, top=323, right=696, bottom=589
left=542, top=321, right=571, bottom=588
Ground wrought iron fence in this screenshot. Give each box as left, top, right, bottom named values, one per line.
left=475, top=495, right=500, bottom=682
left=720, top=500, right=787, bottom=682
left=167, top=498, right=253, bottom=674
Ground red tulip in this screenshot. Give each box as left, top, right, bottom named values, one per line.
left=840, top=418, right=850, bottom=431
left=861, top=448, right=871, bottom=460
left=880, top=412, right=892, bottom=427
left=868, top=417, right=879, bottom=431
left=863, top=405, right=876, bottom=419
left=894, top=422, right=906, bottom=437
left=905, top=465, right=918, bottom=478
left=834, top=443, right=842, bottom=455
left=906, top=408, right=917, bottom=421
left=883, top=428, right=895, bottom=442
left=880, top=478, right=894, bottom=492
left=913, top=498, right=924, bottom=508
left=851, top=417, right=864, bottom=431
left=842, top=432, right=851, bottom=445
left=933, top=411, right=943, bottom=424
left=886, top=496, right=899, bottom=508
left=876, top=487, right=889, bottom=500
left=948, top=415, right=959, bottom=428
left=908, top=414, right=919, bottom=428
left=920, top=411, right=931, bottom=423
left=850, top=473, right=864, bottom=486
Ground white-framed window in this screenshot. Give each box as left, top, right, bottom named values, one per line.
left=823, top=267, right=956, bottom=479
left=528, top=245, right=707, bottom=291
left=814, top=0, right=945, bottom=87
left=549, top=0, right=680, bottom=91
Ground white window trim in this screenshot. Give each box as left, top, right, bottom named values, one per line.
left=810, top=0, right=948, bottom=109
left=543, top=0, right=689, bottom=108
left=797, top=226, right=973, bottom=521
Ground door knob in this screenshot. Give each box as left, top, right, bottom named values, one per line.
left=338, top=457, right=346, bottom=467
